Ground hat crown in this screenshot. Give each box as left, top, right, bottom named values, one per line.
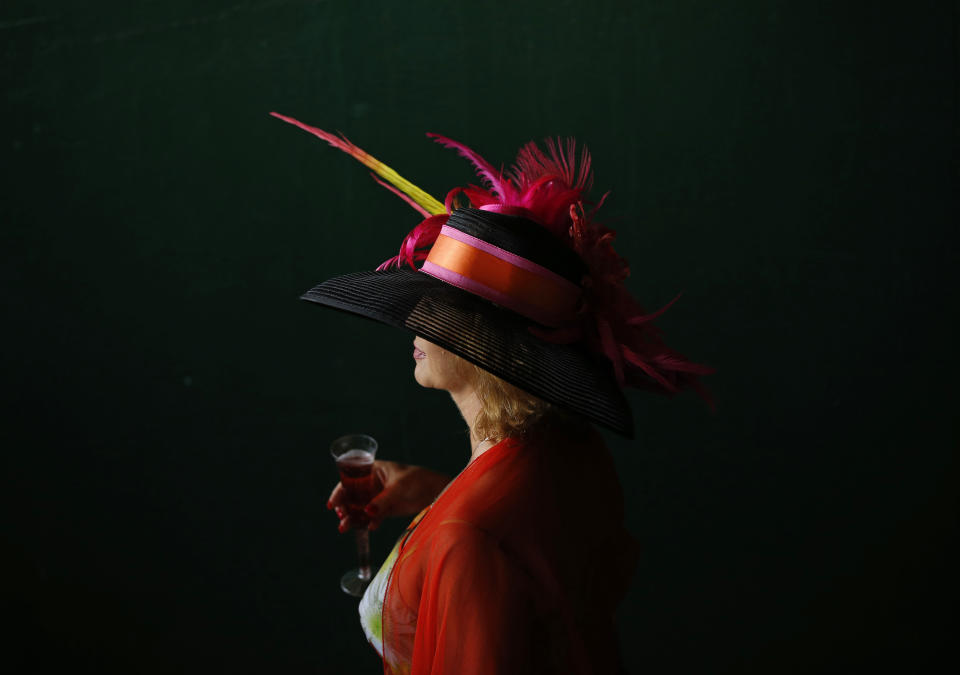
left=444, top=208, right=587, bottom=285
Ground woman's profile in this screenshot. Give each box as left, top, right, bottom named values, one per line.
left=272, top=112, right=714, bottom=674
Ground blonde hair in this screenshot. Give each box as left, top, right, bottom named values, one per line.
left=454, top=358, right=556, bottom=441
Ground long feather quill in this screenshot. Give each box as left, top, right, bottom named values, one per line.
left=270, top=112, right=446, bottom=216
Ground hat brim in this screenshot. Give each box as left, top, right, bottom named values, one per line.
left=301, top=268, right=633, bottom=437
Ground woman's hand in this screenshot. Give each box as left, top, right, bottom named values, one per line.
left=327, top=460, right=452, bottom=533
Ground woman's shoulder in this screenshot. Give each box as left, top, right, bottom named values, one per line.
left=438, top=419, right=617, bottom=532
left=492, top=415, right=605, bottom=462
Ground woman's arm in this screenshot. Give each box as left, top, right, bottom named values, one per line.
left=328, top=460, right=451, bottom=532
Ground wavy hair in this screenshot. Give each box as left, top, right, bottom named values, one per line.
left=454, top=358, right=559, bottom=442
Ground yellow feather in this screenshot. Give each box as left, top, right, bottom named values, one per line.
left=270, top=112, right=446, bottom=216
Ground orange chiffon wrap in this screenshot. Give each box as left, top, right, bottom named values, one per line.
left=381, top=423, right=639, bottom=674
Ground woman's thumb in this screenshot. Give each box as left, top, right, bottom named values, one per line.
left=364, top=490, right=396, bottom=524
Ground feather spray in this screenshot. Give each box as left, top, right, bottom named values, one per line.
left=271, top=113, right=715, bottom=407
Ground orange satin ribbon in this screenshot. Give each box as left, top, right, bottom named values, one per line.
left=424, top=234, right=581, bottom=324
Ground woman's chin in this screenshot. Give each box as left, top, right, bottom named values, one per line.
left=413, top=366, right=430, bottom=388
left=414, top=369, right=446, bottom=391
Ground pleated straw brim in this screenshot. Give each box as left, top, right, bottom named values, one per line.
left=302, top=268, right=634, bottom=437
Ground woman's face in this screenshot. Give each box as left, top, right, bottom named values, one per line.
left=412, top=337, right=467, bottom=393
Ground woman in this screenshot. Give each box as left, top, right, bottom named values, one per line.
left=272, top=112, right=714, bottom=674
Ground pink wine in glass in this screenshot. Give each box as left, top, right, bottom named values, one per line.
left=329, top=434, right=379, bottom=597
left=336, top=449, right=377, bottom=528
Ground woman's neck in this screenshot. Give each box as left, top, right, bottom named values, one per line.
left=447, top=386, right=495, bottom=462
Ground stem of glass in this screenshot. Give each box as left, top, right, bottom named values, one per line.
left=355, top=528, right=371, bottom=581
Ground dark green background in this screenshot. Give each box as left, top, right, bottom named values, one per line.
left=3, top=1, right=956, bottom=672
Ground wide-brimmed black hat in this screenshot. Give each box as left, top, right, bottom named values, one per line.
left=302, top=207, right=635, bottom=436
left=273, top=112, right=715, bottom=438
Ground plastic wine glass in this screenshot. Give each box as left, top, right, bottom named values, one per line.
left=330, top=433, right=379, bottom=597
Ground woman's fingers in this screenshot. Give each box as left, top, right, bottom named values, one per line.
left=331, top=487, right=353, bottom=532
left=335, top=507, right=355, bottom=533
left=330, top=476, right=384, bottom=532
left=327, top=482, right=345, bottom=510
left=337, top=514, right=381, bottom=533
left=334, top=505, right=380, bottom=533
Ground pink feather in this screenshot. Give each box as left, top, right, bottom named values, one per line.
left=622, top=346, right=679, bottom=393
left=626, top=292, right=683, bottom=326
left=369, top=173, right=431, bottom=217
left=651, top=353, right=717, bottom=375
left=511, top=137, right=593, bottom=193
left=597, top=318, right=625, bottom=386
left=426, top=134, right=516, bottom=203
left=377, top=214, right=445, bottom=270
left=461, top=185, right=499, bottom=208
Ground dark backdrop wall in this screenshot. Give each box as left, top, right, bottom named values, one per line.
left=3, top=1, right=956, bottom=672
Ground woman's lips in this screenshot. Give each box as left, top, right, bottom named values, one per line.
left=413, top=347, right=427, bottom=360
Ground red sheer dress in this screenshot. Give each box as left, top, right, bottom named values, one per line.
left=367, top=421, right=638, bottom=674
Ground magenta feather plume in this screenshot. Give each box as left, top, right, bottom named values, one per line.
left=564, top=201, right=716, bottom=408
left=424, top=134, right=596, bottom=237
